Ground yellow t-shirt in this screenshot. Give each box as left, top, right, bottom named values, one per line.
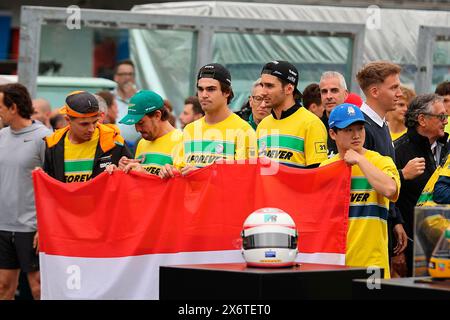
left=64, top=128, right=99, bottom=183
left=390, top=129, right=407, bottom=142
left=135, top=129, right=183, bottom=176
left=176, top=113, right=257, bottom=168
left=418, top=154, right=450, bottom=207
left=321, top=150, right=401, bottom=278
left=257, top=107, right=328, bottom=167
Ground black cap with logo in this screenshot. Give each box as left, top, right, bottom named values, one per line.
left=261, top=60, right=301, bottom=96
left=197, top=63, right=232, bottom=86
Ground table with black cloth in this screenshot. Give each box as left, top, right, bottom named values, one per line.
left=160, top=262, right=370, bottom=300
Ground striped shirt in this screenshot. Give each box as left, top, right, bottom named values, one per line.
left=321, top=150, right=400, bottom=278
left=257, top=107, right=328, bottom=168
left=135, top=129, right=183, bottom=176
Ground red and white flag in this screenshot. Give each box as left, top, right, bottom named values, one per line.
left=33, top=160, right=351, bottom=299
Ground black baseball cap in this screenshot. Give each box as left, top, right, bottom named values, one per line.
left=261, top=60, right=301, bottom=96
left=197, top=63, right=232, bottom=86
left=60, top=91, right=99, bottom=117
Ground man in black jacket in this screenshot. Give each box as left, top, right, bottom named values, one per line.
left=44, top=91, right=131, bottom=183
left=395, top=93, right=449, bottom=276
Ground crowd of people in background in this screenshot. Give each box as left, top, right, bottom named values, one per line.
left=0, top=57, right=449, bottom=300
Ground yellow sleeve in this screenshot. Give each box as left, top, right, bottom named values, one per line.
left=134, top=139, right=144, bottom=160
left=172, top=133, right=186, bottom=170
left=304, top=118, right=328, bottom=166
left=377, top=155, right=401, bottom=202
left=172, top=144, right=185, bottom=170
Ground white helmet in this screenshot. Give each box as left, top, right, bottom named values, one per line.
left=241, top=208, right=298, bottom=267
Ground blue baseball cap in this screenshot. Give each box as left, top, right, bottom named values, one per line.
left=328, top=103, right=368, bottom=129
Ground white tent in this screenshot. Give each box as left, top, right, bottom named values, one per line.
left=130, top=1, right=450, bottom=112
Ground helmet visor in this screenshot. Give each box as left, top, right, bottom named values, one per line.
left=242, top=232, right=297, bottom=250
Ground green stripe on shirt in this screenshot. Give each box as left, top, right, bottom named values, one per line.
left=351, top=177, right=373, bottom=191
left=258, top=135, right=304, bottom=153
left=184, top=140, right=235, bottom=156
left=64, top=159, right=94, bottom=173
left=139, top=153, right=173, bottom=166
left=417, top=192, right=433, bottom=204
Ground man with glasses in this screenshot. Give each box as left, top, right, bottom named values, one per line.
left=247, top=78, right=270, bottom=130
left=394, top=93, right=449, bottom=276
left=112, top=59, right=140, bottom=151
left=435, top=80, right=450, bottom=137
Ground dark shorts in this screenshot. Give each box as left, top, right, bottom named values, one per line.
left=0, top=231, right=39, bottom=273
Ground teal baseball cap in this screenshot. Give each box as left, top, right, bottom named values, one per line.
left=119, top=90, right=164, bottom=125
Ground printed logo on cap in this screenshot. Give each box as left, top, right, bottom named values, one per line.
left=348, top=106, right=356, bottom=116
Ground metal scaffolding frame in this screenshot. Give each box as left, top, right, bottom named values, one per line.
left=415, top=25, right=450, bottom=94
left=18, top=5, right=366, bottom=97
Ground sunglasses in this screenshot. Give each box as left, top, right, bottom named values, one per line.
left=422, top=113, right=449, bottom=121
left=251, top=95, right=264, bottom=102
left=116, top=72, right=135, bottom=77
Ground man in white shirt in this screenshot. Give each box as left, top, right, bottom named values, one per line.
left=356, top=61, right=409, bottom=277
